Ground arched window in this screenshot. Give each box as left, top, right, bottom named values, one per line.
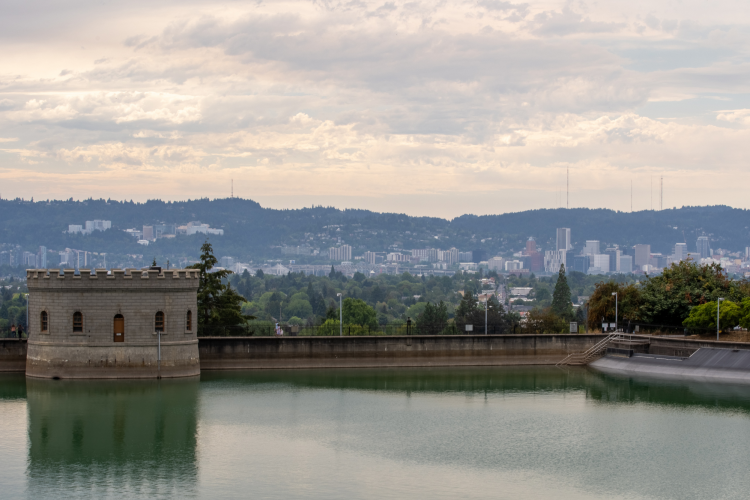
left=186, top=310, right=192, bottom=332
left=114, top=314, right=124, bottom=342
left=40, top=311, right=48, bottom=333
left=155, top=311, right=165, bottom=332
left=73, top=312, right=83, bottom=332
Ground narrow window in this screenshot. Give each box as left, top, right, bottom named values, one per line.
left=41, top=311, right=48, bottom=333
left=73, top=312, right=83, bottom=332
left=186, top=310, right=192, bottom=331
left=155, top=311, right=165, bottom=332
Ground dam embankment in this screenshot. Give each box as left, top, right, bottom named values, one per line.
left=0, top=339, right=27, bottom=372
left=2, top=335, right=605, bottom=373
left=197, top=335, right=604, bottom=370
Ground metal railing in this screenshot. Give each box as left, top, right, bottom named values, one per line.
left=198, top=322, right=566, bottom=337
left=556, top=332, right=630, bottom=366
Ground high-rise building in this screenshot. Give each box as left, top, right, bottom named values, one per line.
left=605, top=247, right=621, bottom=272
left=673, top=243, right=688, bottom=261
left=583, top=240, right=600, bottom=256
left=526, top=237, right=537, bottom=255
left=363, top=251, right=377, bottom=264
left=556, top=228, right=571, bottom=251
left=619, top=255, right=633, bottom=273
left=544, top=250, right=567, bottom=273
left=592, top=254, right=610, bottom=273
left=85, top=220, right=112, bottom=232
left=573, top=255, right=590, bottom=273
left=504, top=260, right=523, bottom=271
left=488, top=256, right=505, bottom=271
left=23, top=251, right=36, bottom=268
left=634, top=244, right=651, bottom=268
left=142, top=225, right=155, bottom=241
left=37, top=246, right=47, bottom=268
left=328, top=245, right=352, bottom=261
left=220, top=256, right=234, bottom=268
left=449, top=247, right=459, bottom=264
left=697, top=236, right=710, bottom=258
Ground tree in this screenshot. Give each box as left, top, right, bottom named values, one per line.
left=586, top=281, right=641, bottom=331
left=188, top=241, right=251, bottom=331
left=551, top=264, right=574, bottom=320
left=639, top=261, right=743, bottom=326
left=522, top=307, right=568, bottom=334
left=683, top=300, right=742, bottom=332
left=417, top=301, right=449, bottom=334
left=341, top=298, right=378, bottom=329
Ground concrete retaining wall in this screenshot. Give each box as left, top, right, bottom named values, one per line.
left=0, top=339, right=27, bottom=372
left=198, top=335, right=605, bottom=370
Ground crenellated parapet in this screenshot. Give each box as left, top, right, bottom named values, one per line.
left=26, top=269, right=200, bottom=291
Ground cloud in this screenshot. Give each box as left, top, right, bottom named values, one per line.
left=0, top=0, right=749, bottom=215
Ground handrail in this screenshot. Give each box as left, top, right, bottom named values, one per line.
left=556, top=333, right=628, bottom=366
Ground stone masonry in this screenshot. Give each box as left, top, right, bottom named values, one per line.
left=26, top=268, right=201, bottom=379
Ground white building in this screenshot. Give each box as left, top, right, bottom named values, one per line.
left=619, top=255, right=633, bottom=273
left=329, top=245, right=352, bottom=261
left=673, top=243, right=688, bottom=262
left=544, top=250, right=566, bottom=273
left=487, top=256, right=505, bottom=271
left=387, top=252, right=409, bottom=262
left=556, top=228, right=571, bottom=251
left=68, top=225, right=83, bottom=234
left=504, top=260, right=523, bottom=271
left=85, top=220, right=112, bottom=232
left=583, top=240, right=600, bottom=256
left=590, top=254, right=610, bottom=274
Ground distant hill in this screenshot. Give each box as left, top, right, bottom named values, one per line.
left=0, top=198, right=747, bottom=262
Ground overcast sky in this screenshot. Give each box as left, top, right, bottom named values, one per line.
left=1, top=0, right=748, bottom=218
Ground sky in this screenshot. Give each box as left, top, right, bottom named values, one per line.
left=0, top=0, right=749, bottom=219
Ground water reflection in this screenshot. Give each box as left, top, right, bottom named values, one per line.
left=201, top=366, right=750, bottom=414
left=26, top=378, right=199, bottom=499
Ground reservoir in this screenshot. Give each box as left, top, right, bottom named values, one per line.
left=2, top=367, right=750, bottom=499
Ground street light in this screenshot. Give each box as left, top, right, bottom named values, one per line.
left=717, top=297, right=724, bottom=341
left=484, top=295, right=488, bottom=335
left=611, top=292, right=618, bottom=332
left=337, top=293, right=343, bottom=337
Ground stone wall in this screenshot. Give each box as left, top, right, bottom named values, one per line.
left=25, top=269, right=200, bottom=379
left=198, top=334, right=605, bottom=370
left=0, top=339, right=27, bottom=372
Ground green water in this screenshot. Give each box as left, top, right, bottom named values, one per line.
left=2, top=367, right=750, bottom=499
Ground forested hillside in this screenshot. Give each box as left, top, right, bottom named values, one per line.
left=1, top=198, right=748, bottom=263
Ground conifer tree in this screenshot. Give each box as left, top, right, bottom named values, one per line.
left=188, top=241, right=251, bottom=331
left=551, top=264, right=574, bottom=320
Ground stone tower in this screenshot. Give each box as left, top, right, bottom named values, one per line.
left=26, top=268, right=201, bottom=379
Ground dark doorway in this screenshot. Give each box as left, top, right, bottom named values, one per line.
left=114, top=314, right=124, bottom=342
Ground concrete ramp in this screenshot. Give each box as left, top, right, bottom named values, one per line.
left=590, top=348, right=750, bottom=384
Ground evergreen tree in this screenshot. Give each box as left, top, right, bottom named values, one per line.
left=188, top=241, right=251, bottom=331
left=551, top=264, right=574, bottom=320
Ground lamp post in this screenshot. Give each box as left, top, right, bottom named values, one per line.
left=611, top=292, right=618, bottom=332
left=337, top=293, right=343, bottom=337
left=717, top=297, right=724, bottom=341
left=484, top=295, right=488, bottom=335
